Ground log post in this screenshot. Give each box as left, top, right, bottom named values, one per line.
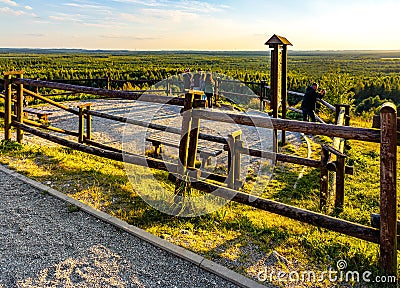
left=281, top=44, right=288, bottom=146
left=234, top=138, right=243, bottom=190
left=270, top=47, right=278, bottom=153
left=166, top=79, right=170, bottom=96
left=265, top=35, right=292, bottom=152
left=320, top=146, right=329, bottom=210
left=344, top=105, right=350, bottom=126
left=335, top=104, right=341, bottom=124
left=107, top=75, right=111, bottom=90
left=77, top=103, right=92, bottom=144
left=334, top=155, right=346, bottom=210
left=4, top=74, right=12, bottom=141
left=187, top=92, right=204, bottom=172
left=175, top=92, right=195, bottom=195
left=16, top=73, right=24, bottom=143
left=227, top=130, right=242, bottom=189
left=214, top=77, right=220, bottom=104
left=86, top=105, right=92, bottom=142
left=34, top=80, right=39, bottom=104
left=259, top=80, right=264, bottom=111
left=78, top=106, right=85, bottom=144
left=379, top=103, right=397, bottom=277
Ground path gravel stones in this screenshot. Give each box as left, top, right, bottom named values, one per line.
left=0, top=165, right=267, bottom=287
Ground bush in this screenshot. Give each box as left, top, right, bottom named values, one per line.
left=355, top=95, right=390, bottom=115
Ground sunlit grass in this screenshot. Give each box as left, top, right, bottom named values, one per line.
left=0, top=114, right=398, bottom=286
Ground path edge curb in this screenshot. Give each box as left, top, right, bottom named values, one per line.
left=0, top=164, right=266, bottom=288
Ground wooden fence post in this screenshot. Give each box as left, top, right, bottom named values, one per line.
left=259, top=80, right=263, bottom=111
left=379, top=103, right=397, bottom=277
left=281, top=45, right=288, bottom=146
left=16, top=73, right=24, bottom=143
left=107, top=75, right=111, bottom=90
left=166, top=79, right=170, bottom=96
left=175, top=92, right=195, bottom=195
left=320, top=146, right=329, bottom=210
left=215, top=77, right=220, bottom=104
left=186, top=93, right=203, bottom=171
left=86, top=105, right=92, bottom=142
left=4, top=74, right=12, bottom=141
left=334, top=155, right=345, bottom=210
left=227, top=130, right=242, bottom=189
left=77, top=103, right=92, bottom=144
left=344, top=105, right=350, bottom=126
left=78, top=106, right=85, bottom=143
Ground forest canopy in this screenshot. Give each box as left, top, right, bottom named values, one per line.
left=1, top=49, right=400, bottom=114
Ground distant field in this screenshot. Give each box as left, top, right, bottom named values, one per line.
left=0, top=49, right=400, bottom=114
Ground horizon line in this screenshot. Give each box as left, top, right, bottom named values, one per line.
left=1, top=48, right=400, bottom=53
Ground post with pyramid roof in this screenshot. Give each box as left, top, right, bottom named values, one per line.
left=265, top=34, right=292, bottom=152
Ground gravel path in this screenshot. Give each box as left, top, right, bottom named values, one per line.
left=0, top=166, right=267, bottom=288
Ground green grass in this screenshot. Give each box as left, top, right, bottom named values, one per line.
left=0, top=116, right=398, bottom=287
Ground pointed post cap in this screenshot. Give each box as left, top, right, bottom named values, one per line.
left=265, top=34, right=292, bottom=47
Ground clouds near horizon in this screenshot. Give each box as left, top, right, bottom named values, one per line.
left=0, top=0, right=399, bottom=50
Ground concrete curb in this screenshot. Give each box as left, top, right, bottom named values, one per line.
left=0, top=164, right=266, bottom=288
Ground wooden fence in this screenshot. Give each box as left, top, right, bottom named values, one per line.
left=2, top=71, right=398, bottom=278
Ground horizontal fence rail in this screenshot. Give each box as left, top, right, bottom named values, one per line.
left=193, top=109, right=381, bottom=143
left=14, top=78, right=185, bottom=106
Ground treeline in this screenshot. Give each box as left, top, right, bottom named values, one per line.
left=1, top=51, right=400, bottom=114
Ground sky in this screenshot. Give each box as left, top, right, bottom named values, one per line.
left=0, top=0, right=399, bottom=51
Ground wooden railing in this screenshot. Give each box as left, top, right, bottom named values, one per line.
left=2, top=72, right=398, bottom=277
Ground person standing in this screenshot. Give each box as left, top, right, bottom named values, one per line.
left=301, top=82, right=326, bottom=122
left=203, top=73, right=215, bottom=108
left=182, top=68, right=192, bottom=91
left=192, top=68, right=202, bottom=90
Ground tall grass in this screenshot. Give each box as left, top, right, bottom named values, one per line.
left=0, top=115, right=398, bottom=287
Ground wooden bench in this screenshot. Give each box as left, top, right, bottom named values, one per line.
left=24, top=108, right=53, bottom=121
left=146, top=132, right=223, bottom=167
